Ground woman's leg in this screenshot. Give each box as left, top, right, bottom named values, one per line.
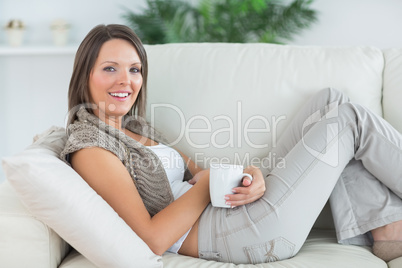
left=330, top=158, right=402, bottom=246
left=261, top=87, right=350, bottom=176
left=198, top=100, right=402, bottom=264
left=265, top=88, right=402, bottom=247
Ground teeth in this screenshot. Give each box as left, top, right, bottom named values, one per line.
left=109, top=92, right=129, bottom=98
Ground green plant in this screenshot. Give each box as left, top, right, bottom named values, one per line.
left=123, top=0, right=317, bottom=44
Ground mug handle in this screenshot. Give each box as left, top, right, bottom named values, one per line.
left=241, top=173, right=253, bottom=182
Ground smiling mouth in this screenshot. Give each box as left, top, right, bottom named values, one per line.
left=109, top=92, right=131, bottom=98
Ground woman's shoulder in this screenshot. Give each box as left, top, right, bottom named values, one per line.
left=60, top=119, right=127, bottom=164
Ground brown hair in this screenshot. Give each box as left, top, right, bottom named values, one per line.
left=67, top=24, right=148, bottom=126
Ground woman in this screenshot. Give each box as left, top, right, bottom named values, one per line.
left=61, top=24, right=402, bottom=264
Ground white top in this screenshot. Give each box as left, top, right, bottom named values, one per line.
left=147, top=143, right=193, bottom=253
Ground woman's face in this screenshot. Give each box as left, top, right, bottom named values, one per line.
left=89, top=38, right=143, bottom=123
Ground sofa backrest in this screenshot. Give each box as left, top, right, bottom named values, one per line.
left=145, top=43, right=384, bottom=170
left=383, top=48, right=402, bottom=133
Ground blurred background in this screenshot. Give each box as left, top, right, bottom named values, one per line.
left=1, top=0, right=402, bottom=182
left=2, top=0, right=402, bottom=48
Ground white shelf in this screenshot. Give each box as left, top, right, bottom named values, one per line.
left=0, top=45, right=79, bottom=55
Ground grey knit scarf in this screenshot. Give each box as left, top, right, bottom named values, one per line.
left=60, top=107, right=192, bottom=216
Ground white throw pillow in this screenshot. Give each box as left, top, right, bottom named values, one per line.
left=2, top=126, right=162, bottom=268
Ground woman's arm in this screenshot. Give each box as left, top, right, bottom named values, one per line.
left=71, top=147, right=210, bottom=256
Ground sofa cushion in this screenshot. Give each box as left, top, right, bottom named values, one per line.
left=389, top=256, right=402, bottom=268
left=58, top=230, right=386, bottom=268
left=145, top=43, right=384, bottom=172
left=0, top=180, right=70, bottom=268
left=162, top=230, right=385, bottom=268
left=59, top=249, right=98, bottom=268
left=2, top=126, right=162, bottom=268
left=383, top=48, right=402, bottom=133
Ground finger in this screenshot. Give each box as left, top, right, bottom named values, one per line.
left=225, top=190, right=262, bottom=203
left=232, top=186, right=252, bottom=195
left=225, top=194, right=260, bottom=207
left=228, top=187, right=264, bottom=202
left=242, top=177, right=252, bottom=187
left=233, top=180, right=260, bottom=194
left=225, top=193, right=248, bottom=201
left=227, top=191, right=264, bottom=203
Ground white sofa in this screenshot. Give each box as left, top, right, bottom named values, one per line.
left=1, top=43, right=402, bottom=268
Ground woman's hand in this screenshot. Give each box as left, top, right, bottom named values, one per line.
left=188, top=169, right=209, bottom=185
left=224, top=166, right=266, bottom=207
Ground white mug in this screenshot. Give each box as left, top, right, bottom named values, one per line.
left=209, top=163, right=253, bottom=208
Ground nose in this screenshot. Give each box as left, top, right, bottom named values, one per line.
left=118, top=70, right=131, bottom=86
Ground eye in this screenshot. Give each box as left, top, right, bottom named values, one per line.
left=103, top=66, right=116, bottom=72
left=130, top=67, right=141, bottom=73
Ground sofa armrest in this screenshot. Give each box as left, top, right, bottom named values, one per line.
left=0, top=181, right=70, bottom=268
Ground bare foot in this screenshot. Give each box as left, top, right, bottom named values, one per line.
left=372, top=220, right=402, bottom=241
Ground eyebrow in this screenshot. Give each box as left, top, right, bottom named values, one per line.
left=100, top=60, right=142, bottom=66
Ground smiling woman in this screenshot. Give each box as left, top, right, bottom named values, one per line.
left=61, top=24, right=266, bottom=258
left=88, top=38, right=143, bottom=129
left=66, top=24, right=149, bottom=127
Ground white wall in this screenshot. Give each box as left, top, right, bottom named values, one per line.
left=1, top=0, right=402, bottom=183
left=290, top=0, right=402, bottom=49
left=0, top=0, right=146, bottom=45
left=3, top=0, right=402, bottom=48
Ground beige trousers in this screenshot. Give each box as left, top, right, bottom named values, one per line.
left=198, top=88, right=402, bottom=264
